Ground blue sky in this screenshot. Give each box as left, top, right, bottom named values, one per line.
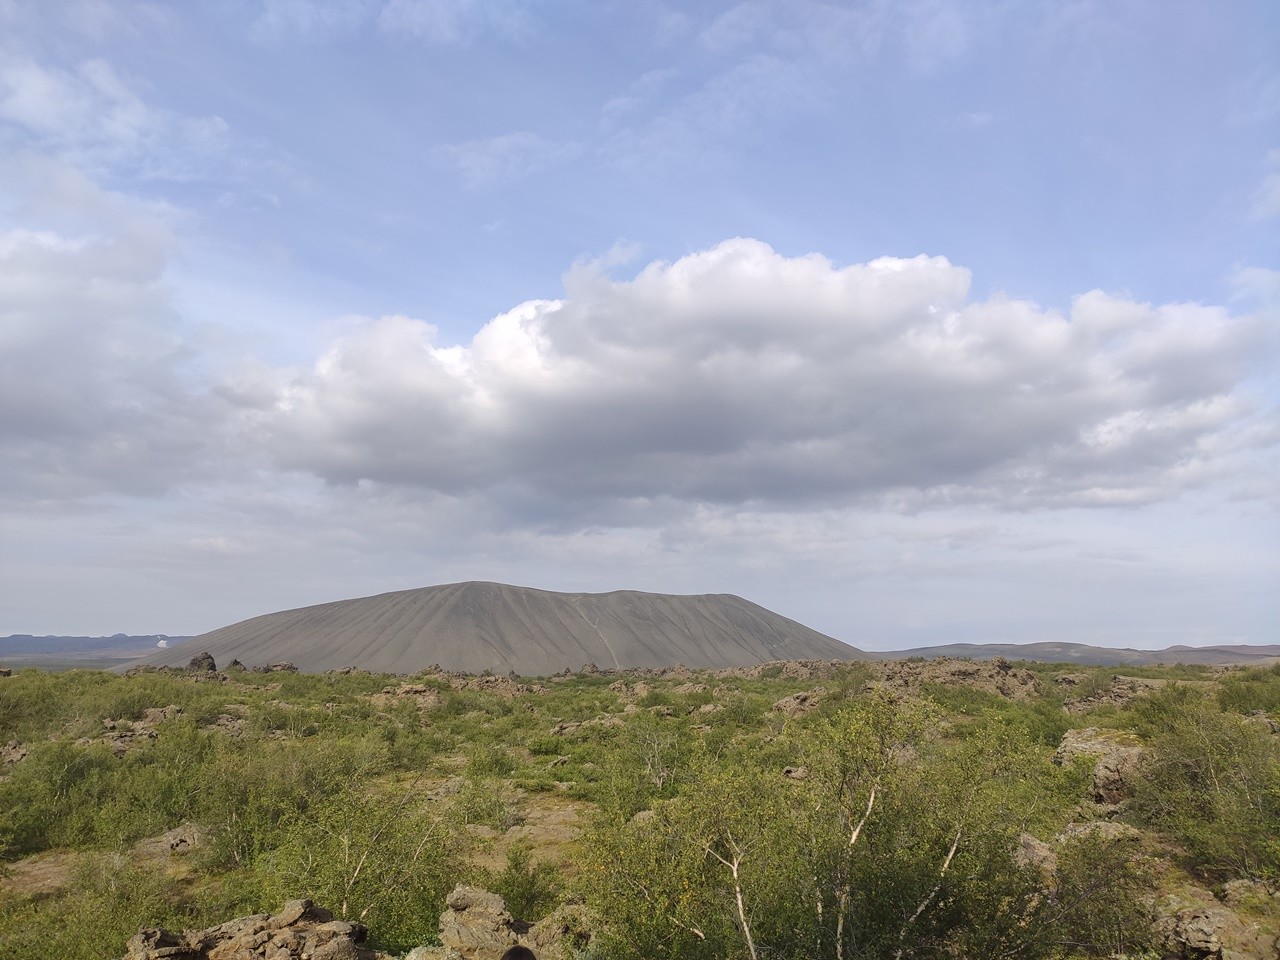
left=1, top=0, right=1277, bottom=649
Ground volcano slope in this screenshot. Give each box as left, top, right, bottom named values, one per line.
left=132, top=581, right=862, bottom=675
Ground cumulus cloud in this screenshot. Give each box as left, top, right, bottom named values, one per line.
left=256, top=239, right=1277, bottom=514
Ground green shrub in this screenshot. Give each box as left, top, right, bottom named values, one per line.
left=455, top=778, right=523, bottom=831
left=486, top=844, right=562, bottom=921
left=1131, top=691, right=1280, bottom=882
left=0, top=853, right=211, bottom=960
left=525, top=735, right=562, bottom=756
left=195, top=736, right=376, bottom=869
left=252, top=783, right=465, bottom=952
left=1219, top=662, right=1280, bottom=715
left=1044, top=834, right=1156, bottom=956
left=583, top=696, right=1112, bottom=960
left=467, top=744, right=517, bottom=778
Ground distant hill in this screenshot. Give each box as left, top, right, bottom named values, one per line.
left=0, top=634, right=193, bottom=672
left=129, top=581, right=864, bottom=675
left=884, top=641, right=1280, bottom=667
left=0, top=634, right=190, bottom=657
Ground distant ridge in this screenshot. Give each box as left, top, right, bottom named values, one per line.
left=130, top=581, right=863, bottom=675
left=0, top=634, right=191, bottom=656
left=884, top=641, right=1280, bottom=667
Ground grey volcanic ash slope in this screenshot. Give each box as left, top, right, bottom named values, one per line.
left=139, top=581, right=862, bottom=675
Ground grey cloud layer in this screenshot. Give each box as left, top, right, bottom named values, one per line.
left=0, top=159, right=221, bottom=499
left=257, top=239, right=1275, bottom=511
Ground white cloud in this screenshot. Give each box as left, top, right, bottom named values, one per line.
left=699, top=2, right=775, bottom=54
left=952, top=111, right=993, bottom=129
left=601, top=0, right=981, bottom=169
left=251, top=0, right=377, bottom=40
left=603, top=55, right=813, bottom=169
left=0, top=56, right=230, bottom=180
left=899, top=0, right=969, bottom=71
left=1251, top=149, right=1280, bottom=219
left=248, top=0, right=536, bottom=44
left=1231, top=265, right=1280, bottom=305
left=255, top=239, right=1277, bottom=515
left=0, top=0, right=155, bottom=37
left=601, top=69, right=678, bottom=126
left=432, top=132, right=579, bottom=187
left=377, top=0, right=534, bottom=43
left=0, top=157, right=225, bottom=499
left=1229, top=69, right=1280, bottom=127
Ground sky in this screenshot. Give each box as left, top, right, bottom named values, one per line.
left=1, top=0, right=1277, bottom=650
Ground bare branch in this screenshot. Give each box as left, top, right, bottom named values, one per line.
left=892, top=826, right=963, bottom=960
left=704, top=842, right=759, bottom=960
left=835, top=781, right=879, bottom=960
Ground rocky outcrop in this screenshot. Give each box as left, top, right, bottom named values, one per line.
left=1053, top=727, right=1147, bottom=804
left=524, top=903, right=594, bottom=960
left=449, top=674, right=542, bottom=698
left=76, top=705, right=183, bottom=757
left=1222, top=879, right=1279, bottom=909
left=121, top=899, right=391, bottom=960
left=872, top=657, right=1040, bottom=700
left=671, top=682, right=708, bottom=694
left=1092, top=751, right=1145, bottom=804
left=370, top=673, right=542, bottom=714
left=1245, top=711, right=1279, bottom=735
left=371, top=683, right=442, bottom=712
left=1013, top=833, right=1057, bottom=879
left=772, top=688, right=826, bottom=717
left=1155, top=888, right=1278, bottom=960
left=412, top=885, right=595, bottom=960
left=550, top=716, right=623, bottom=736
left=188, top=651, right=217, bottom=672
left=2, top=739, right=27, bottom=767
left=205, top=713, right=246, bottom=737
left=716, top=659, right=847, bottom=681
left=133, top=822, right=202, bottom=857
left=437, top=886, right=522, bottom=957
left=1056, top=820, right=1142, bottom=843
left=1063, top=675, right=1221, bottom=714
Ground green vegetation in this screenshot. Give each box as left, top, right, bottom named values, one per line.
left=0, top=659, right=1277, bottom=958
left=1130, top=687, right=1280, bottom=884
